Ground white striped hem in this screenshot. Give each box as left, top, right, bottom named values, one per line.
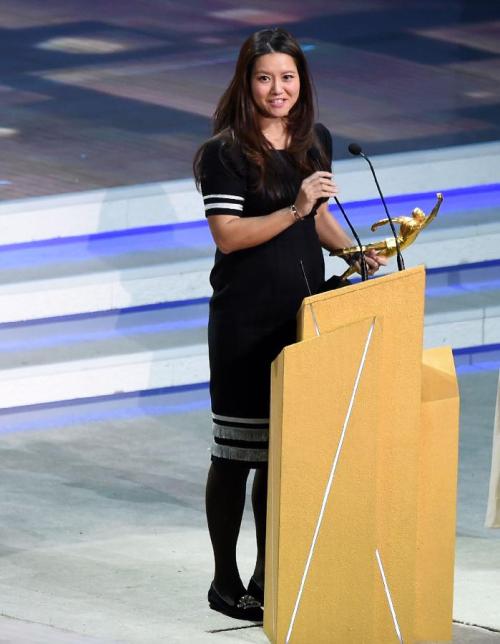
left=213, top=423, right=269, bottom=442
left=212, top=443, right=268, bottom=462
left=213, top=413, right=269, bottom=424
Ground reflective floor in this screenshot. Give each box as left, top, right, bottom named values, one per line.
left=0, top=0, right=499, bottom=198
left=0, top=369, right=498, bottom=642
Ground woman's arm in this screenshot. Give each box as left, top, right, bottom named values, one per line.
left=315, top=202, right=387, bottom=274
left=314, top=202, right=353, bottom=252
left=207, top=171, right=336, bottom=254
left=207, top=207, right=296, bottom=254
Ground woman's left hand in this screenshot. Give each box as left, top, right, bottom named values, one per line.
left=354, top=249, right=388, bottom=275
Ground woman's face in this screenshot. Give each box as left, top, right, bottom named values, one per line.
left=250, top=53, right=300, bottom=120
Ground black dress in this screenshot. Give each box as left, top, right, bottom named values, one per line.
left=200, top=124, right=332, bottom=468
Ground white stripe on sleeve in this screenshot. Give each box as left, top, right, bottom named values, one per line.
left=203, top=194, right=244, bottom=201
left=205, top=203, right=244, bottom=211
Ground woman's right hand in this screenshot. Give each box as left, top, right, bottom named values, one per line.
left=294, top=171, right=338, bottom=218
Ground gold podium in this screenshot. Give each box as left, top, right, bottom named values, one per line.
left=264, top=266, right=459, bottom=644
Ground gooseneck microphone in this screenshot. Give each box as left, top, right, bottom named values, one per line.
left=348, top=142, right=405, bottom=271
left=333, top=196, right=368, bottom=281
left=310, top=145, right=368, bottom=281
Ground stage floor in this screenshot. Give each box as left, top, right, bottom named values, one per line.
left=0, top=368, right=498, bottom=643
left=0, top=0, right=499, bottom=199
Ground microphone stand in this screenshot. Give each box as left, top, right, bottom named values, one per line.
left=333, top=196, right=368, bottom=281
left=359, top=152, right=405, bottom=271
left=349, top=143, right=405, bottom=272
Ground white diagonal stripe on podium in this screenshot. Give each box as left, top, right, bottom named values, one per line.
left=308, top=304, right=320, bottom=337
left=376, top=548, right=404, bottom=643
left=285, top=318, right=376, bottom=643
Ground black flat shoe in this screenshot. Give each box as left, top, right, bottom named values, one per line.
left=247, top=577, right=264, bottom=605
left=208, top=583, right=263, bottom=622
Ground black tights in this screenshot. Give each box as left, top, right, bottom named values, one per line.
left=205, top=461, right=268, bottom=600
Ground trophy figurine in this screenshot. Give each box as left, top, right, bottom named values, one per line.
left=331, top=192, right=443, bottom=280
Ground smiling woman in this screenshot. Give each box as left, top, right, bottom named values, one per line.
left=192, top=26, right=383, bottom=624
left=250, top=53, right=301, bottom=130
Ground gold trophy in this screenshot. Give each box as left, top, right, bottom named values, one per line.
left=332, top=193, right=443, bottom=280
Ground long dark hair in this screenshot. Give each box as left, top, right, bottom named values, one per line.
left=194, top=28, right=329, bottom=199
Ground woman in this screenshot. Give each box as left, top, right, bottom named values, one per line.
left=194, top=27, right=384, bottom=622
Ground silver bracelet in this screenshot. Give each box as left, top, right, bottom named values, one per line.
left=290, top=204, right=303, bottom=222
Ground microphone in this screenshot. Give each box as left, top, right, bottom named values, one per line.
left=348, top=142, right=405, bottom=271
left=332, top=197, right=368, bottom=281
left=309, top=144, right=368, bottom=281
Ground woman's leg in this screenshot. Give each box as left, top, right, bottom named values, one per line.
left=251, top=466, right=268, bottom=589
left=206, top=460, right=250, bottom=601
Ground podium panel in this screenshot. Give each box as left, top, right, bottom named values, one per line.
left=265, top=267, right=427, bottom=643
left=266, top=318, right=382, bottom=643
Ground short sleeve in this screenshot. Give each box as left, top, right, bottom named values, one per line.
left=199, top=139, right=246, bottom=217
